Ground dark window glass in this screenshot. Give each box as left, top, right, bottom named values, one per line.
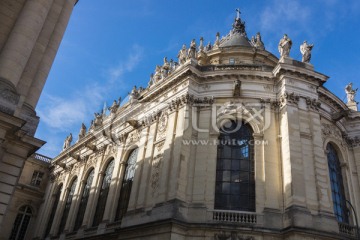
left=115, top=148, right=139, bottom=221
left=45, top=184, right=63, bottom=237
left=92, top=160, right=115, bottom=226
left=327, top=143, right=348, bottom=223
left=58, top=177, right=78, bottom=235
left=74, top=169, right=94, bottom=231
left=214, top=121, right=255, bottom=211
left=9, top=205, right=32, bottom=240
left=30, top=171, right=44, bottom=186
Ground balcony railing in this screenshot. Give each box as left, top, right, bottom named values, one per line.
left=210, top=210, right=257, bottom=224
left=338, top=222, right=357, bottom=238
left=33, top=153, right=52, bottom=163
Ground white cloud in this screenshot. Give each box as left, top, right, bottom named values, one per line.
left=259, top=0, right=311, bottom=33
left=36, top=44, right=143, bottom=157
left=109, top=44, right=143, bottom=83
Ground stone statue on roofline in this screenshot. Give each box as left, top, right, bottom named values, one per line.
left=177, top=44, right=187, bottom=65
left=154, top=65, right=162, bottom=81
left=94, top=112, right=103, bottom=127
left=251, top=32, right=265, bottom=50
left=187, top=39, right=197, bottom=60
left=148, top=73, right=154, bottom=86
left=161, top=57, right=170, bottom=79
left=62, top=133, right=72, bottom=151
left=129, top=85, right=140, bottom=104
left=109, top=97, right=121, bottom=114
left=278, top=34, right=292, bottom=58
left=78, top=123, right=86, bottom=140
left=205, top=42, right=212, bottom=51
left=345, top=83, right=358, bottom=104
left=300, top=40, right=314, bottom=63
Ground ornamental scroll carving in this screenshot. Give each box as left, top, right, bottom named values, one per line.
left=279, top=92, right=300, bottom=108
left=214, top=231, right=254, bottom=240
left=157, top=111, right=168, bottom=140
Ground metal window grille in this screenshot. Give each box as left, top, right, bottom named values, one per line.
left=45, top=184, right=63, bottom=237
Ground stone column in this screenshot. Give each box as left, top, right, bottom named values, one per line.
left=64, top=163, right=85, bottom=232
left=25, top=0, right=77, bottom=109
left=138, top=124, right=156, bottom=209
left=254, top=133, right=265, bottom=213
left=33, top=181, right=57, bottom=238
left=49, top=174, right=70, bottom=237
left=132, top=126, right=152, bottom=210
left=0, top=0, right=54, bottom=88
left=157, top=108, right=179, bottom=203
left=16, top=0, right=65, bottom=103
left=191, top=106, right=210, bottom=203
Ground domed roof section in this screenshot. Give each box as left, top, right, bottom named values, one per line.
left=219, top=9, right=252, bottom=48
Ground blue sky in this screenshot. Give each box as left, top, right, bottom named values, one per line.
left=35, top=0, right=360, bottom=157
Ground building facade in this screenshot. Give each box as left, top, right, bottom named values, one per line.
left=0, top=0, right=78, bottom=238
left=32, top=11, right=360, bottom=240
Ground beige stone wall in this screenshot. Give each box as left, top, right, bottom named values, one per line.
left=1, top=155, right=50, bottom=240
left=33, top=56, right=360, bottom=240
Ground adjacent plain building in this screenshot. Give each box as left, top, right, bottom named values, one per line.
left=32, top=10, right=360, bottom=240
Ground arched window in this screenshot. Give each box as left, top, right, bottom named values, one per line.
left=327, top=143, right=349, bottom=223
left=58, top=177, right=78, bottom=235
left=9, top=205, right=32, bottom=240
left=74, top=169, right=94, bottom=231
left=92, top=160, right=115, bottom=226
left=115, top=148, right=139, bottom=221
left=215, top=120, right=255, bottom=211
left=45, top=183, right=63, bottom=237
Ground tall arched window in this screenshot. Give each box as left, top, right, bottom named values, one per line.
left=215, top=120, right=255, bottom=211
left=9, top=205, right=32, bottom=240
left=92, top=160, right=115, bottom=226
left=45, top=183, right=63, bottom=237
left=327, top=143, right=349, bottom=223
left=74, top=169, right=94, bottom=231
left=58, top=177, right=78, bottom=235
left=115, top=148, right=139, bottom=221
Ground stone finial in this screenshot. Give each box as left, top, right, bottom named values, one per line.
left=278, top=34, right=292, bottom=58
left=300, top=40, right=314, bottom=63
left=199, top=37, right=204, bottom=52
left=214, top=32, right=220, bottom=47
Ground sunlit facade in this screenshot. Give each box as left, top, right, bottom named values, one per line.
left=31, top=11, right=360, bottom=240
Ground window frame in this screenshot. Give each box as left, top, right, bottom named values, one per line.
left=214, top=120, right=255, bottom=212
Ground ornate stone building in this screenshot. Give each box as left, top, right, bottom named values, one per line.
left=0, top=0, right=78, bottom=239
left=31, top=10, right=360, bottom=240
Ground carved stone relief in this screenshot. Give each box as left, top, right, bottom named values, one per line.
left=157, top=111, right=168, bottom=140
left=151, top=154, right=163, bottom=197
